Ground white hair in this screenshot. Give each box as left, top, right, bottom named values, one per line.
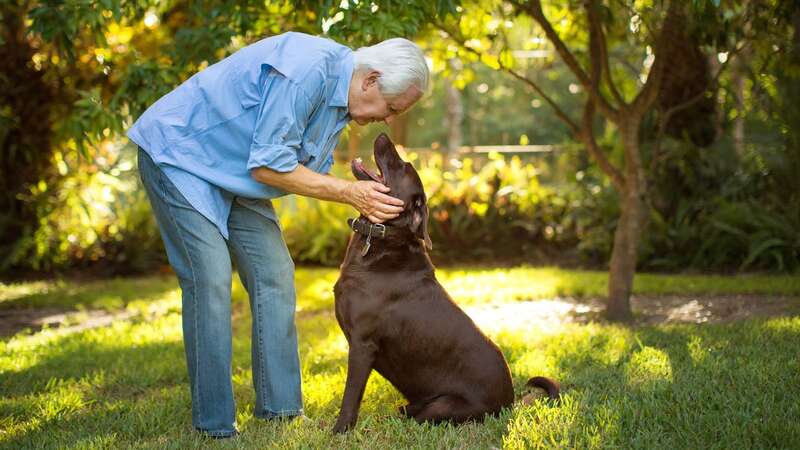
left=353, top=38, right=429, bottom=98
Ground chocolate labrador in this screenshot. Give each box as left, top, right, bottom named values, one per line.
left=332, top=133, right=559, bottom=433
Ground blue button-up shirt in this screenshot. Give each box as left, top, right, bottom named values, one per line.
left=127, top=32, right=353, bottom=238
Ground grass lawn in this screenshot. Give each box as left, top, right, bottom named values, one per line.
left=1, top=267, right=799, bottom=449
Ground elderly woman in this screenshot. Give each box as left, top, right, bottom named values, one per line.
left=128, top=31, right=428, bottom=438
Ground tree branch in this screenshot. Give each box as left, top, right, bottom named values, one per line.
left=436, top=15, right=626, bottom=191
left=582, top=102, right=626, bottom=192
left=511, top=0, right=620, bottom=122
left=586, top=0, right=626, bottom=106
left=434, top=22, right=582, bottom=136
left=611, top=0, right=658, bottom=43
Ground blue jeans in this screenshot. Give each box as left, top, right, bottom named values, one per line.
left=138, top=148, right=303, bottom=436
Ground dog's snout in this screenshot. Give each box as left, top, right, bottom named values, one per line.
left=375, top=133, right=391, bottom=147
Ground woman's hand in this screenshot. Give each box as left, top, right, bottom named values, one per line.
left=344, top=181, right=404, bottom=223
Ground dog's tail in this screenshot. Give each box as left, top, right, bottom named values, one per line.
left=526, top=376, right=560, bottom=400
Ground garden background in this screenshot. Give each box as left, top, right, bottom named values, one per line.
left=1, top=0, right=799, bottom=448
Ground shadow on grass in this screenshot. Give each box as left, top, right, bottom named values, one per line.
left=3, top=379, right=194, bottom=449
left=1, top=335, right=185, bottom=397
left=0, top=275, right=178, bottom=312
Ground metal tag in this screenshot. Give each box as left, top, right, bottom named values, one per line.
left=361, top=225, right=373, bottom=256
left=361, top=236, right=371, bottom=256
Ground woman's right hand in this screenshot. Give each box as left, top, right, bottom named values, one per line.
left=344, top=181, right=404, bottom=224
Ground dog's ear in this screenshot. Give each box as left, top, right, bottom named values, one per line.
left=410, top=196, right=432, bottom=250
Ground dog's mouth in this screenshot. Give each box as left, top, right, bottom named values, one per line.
left=351, top=158, right=385, bottom=184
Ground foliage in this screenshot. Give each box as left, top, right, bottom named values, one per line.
left=276, top=194, right=353, bottom=267
left=3, top=143, right=165, bottom=275
left=418, top=150, right=571, bottom=262
left=0, top=0, right=455, bottom=274
left=0, top=0, right=318, bottom=272
left=1, top=271, right=799, bottom=448
left=303, top=0, right=458, bottom=46
left=398, top=61, right=583, bottom=149
left=11, top=138, right=798, bottom=273
left=643, top=141, right=800, bottom=272
left=274, top=150, right=586, bottom=266
left=2, top=0, right=798, bottom=278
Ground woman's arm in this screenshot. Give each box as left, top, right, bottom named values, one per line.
left=251, top=165, right=404, bottom=223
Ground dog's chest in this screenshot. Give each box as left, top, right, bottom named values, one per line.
left=333, top=270, right=410, bottom=333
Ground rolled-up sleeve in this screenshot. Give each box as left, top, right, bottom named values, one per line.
left=246, top=71, right=312, bottom=173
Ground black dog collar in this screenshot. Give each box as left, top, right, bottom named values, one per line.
left=347, top=217, right=399, bottom=256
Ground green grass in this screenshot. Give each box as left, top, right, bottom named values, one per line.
left=1, top=267, right=799, bottom=449
left=3, top=267, right=798, bottom=313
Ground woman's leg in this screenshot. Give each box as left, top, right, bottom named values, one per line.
left=137, top=148, right=237, bottom=437
left=226, top=198, right=303, bottom=419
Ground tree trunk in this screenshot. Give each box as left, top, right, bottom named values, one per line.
left=0, top=3, right=55, bottom=270
left=606, top=120, right=646, bottom=322
left=732, top=46, right=749, bottom=156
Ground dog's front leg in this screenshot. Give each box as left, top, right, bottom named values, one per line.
left=332, top=339, right=377, bottom=433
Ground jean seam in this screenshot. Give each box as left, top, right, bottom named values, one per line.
left=230, top=237, right=268, bottom=410
left=153, top=160, right=205, bottom=424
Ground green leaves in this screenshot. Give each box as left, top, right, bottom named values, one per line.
left=307, top=0, right=460, bottom=45
left=27, top=0, right=133, bottom=62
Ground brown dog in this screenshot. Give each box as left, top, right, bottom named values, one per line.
left=332, top=133, right=559, bottom=433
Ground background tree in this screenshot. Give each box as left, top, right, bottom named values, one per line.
left=420, top=0, right=782, bottom=321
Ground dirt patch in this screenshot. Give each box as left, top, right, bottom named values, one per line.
left=2, top=295, right=799, bottom=339
left=0, top=308, right=137, bottom=338
left=631, top=294, right=800, bottom=325
left=466, top=295, right=800, bottom=333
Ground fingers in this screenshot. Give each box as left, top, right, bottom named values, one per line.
left=372, top=183, right=391, bottom=193
left=350, top=181, right=405, bottom=223
left=373, top=191, right=405, bottom=208
left=366, top=182, right=403, bottom=205
left=366, top=184, right=403, bottom=221
left=365, top=206, right=400, bottom=224
left=368, top=209, right=399, bottom=223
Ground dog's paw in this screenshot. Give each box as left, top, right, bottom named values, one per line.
left=332, top=417, right=354, bottom=434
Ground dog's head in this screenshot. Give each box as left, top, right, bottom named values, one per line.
left=351, top=133, right=432, bottom=250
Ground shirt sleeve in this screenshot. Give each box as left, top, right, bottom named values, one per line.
left=246, top=70, right=312, bottom=173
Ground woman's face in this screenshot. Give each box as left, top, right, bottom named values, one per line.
left=348, top=70, right=422, bottom=126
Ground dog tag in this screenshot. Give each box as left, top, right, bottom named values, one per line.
left=361, top=236, right=371, bottom=256
left=361, top=223, right=374, bottom=256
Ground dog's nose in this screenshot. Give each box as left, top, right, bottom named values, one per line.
left=375, top=133, right=391, bottom=146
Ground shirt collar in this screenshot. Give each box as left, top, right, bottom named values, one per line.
left=329, top=50, right=354, bottom=109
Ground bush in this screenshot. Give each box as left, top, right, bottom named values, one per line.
left=275, top=150, right=593, bottom=266
left=5, top=139, right=797, bottom=276
left=642, top=140, right=800, bottom=272
left=2, top=143, right=166, bottom=276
